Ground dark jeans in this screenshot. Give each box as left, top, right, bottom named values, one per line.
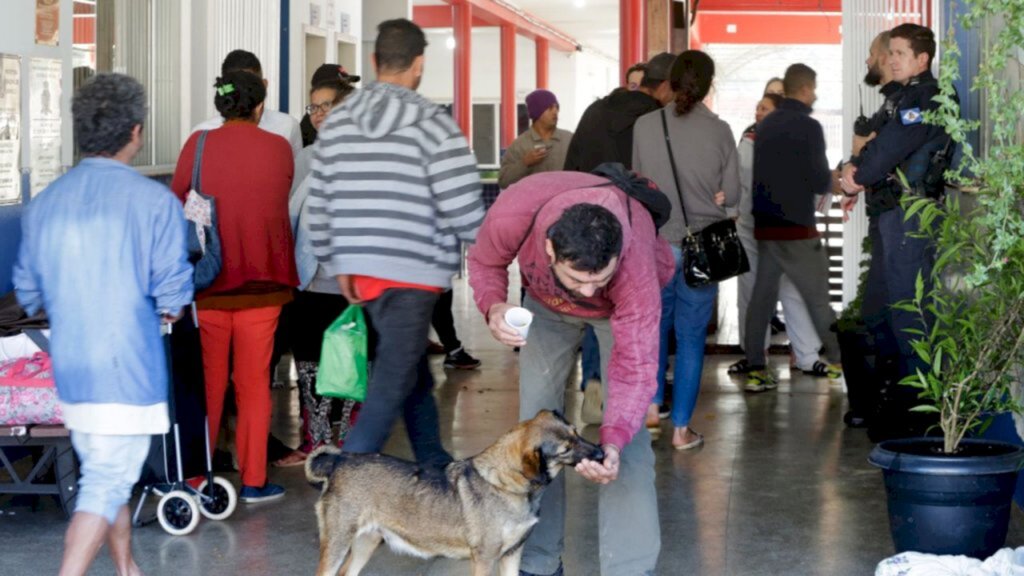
left=431, top=289, right=462, bottom=353
left=341, top=288, right=452, bottom=468
left=861, top=205, right=935, bottom=379
left=580, top=326, right=602, bottom=385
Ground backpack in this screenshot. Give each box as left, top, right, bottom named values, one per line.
left=590, top=162, right=672, bottom=230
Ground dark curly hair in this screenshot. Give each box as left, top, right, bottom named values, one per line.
left=72, top=73, right=147, bottom=157
left=671, top=50, right=715, bottom=117
left=214, top=70, right=266, bottom=121
left=547, top=203, right=623, bottom=272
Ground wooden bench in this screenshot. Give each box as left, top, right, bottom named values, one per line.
left=0, top=424, right=78, bottom=517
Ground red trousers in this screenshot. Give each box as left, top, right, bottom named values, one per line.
left=198, top=306, right=281, bottom=488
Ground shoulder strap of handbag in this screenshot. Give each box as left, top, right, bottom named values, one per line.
left=23, top=328, right=49, bottom=354
left=659, top=108, right=691, bottom=233
left=191, top=130, right=209, bottom=194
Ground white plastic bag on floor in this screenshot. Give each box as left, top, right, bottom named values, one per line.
left=876, top=547, right=1024, bottom=576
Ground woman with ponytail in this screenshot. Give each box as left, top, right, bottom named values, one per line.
left=170, top=70, right=298, bottom=503
left=632, top=50, right=741, bottom=450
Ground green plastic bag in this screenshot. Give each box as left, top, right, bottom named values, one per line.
left=316, top=305, right=368, bottom=402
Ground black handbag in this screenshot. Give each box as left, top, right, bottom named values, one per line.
left=660, top=109, right=749, bottom=287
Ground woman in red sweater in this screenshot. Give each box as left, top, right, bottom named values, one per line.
left=171, top=70, right=297, bottom=503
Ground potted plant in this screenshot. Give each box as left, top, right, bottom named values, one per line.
left=868, top=1, right=1024, bottom=559
left=836, top=235, right=878, bottom=429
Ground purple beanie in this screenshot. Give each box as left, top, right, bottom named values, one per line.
left=526, top=89, right=559, bottom=121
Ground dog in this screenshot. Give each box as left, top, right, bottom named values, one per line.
left=305, top=409, right=605, bottom=576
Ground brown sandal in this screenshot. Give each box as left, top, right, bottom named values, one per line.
left=272, top=450, right=309, bottom=467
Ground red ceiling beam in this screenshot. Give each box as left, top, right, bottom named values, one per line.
left=695, top=12, right=841, bottom=44
left=697, top=0, right=841, bottom=11
left=419, top=0, right=579, bottom=53
left=413, top=5, right=490, bottom=28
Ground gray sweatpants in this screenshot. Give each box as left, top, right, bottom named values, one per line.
left=743, top=238, right=840, bottom=367
left=518, top=295, right=660, bottom=576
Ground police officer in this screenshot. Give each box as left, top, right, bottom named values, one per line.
left=838, top=29, right=905, bottom=428
left=839, top=23, right=950, bottom=437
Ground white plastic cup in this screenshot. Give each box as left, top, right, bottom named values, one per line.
left=504, top=307, right=534, bottom=340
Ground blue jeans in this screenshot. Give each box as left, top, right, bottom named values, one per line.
left=580, top=325, right=602, bottom=388
left=655, top=247, right=718, bottom=428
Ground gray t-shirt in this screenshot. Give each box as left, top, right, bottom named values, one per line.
left=632, top=103, right=741, bottom=244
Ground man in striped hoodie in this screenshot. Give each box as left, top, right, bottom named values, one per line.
left=307, top=18, right=484, bottom=467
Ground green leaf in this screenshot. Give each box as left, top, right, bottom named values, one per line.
left=909, top=405, right=941, bottom=413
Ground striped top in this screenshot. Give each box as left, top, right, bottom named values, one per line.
left=306, top=82, right=485, bottom=288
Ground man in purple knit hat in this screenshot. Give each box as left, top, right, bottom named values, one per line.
left=498, top=89, right=573, bottom=189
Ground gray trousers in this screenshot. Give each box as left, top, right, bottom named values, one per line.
left=518, top=296, right=660, bottom=576
left=744, top=238, right=840, bottom=367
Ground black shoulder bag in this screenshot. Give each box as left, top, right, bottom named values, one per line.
left=660, top=109, right=749, bottom=287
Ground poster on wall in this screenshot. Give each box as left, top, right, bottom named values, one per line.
left=310, top=1, right=322, bottom=28
left=36, top=0, right=60, bottom=46
left=0, top=55, right=22, bottom=206
left=30, top=58, right=62, bottom=197
left=325, top=0, right=336, bottom=31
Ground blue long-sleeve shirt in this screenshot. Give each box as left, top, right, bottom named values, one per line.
left=13, top=158, right=194, bottom=435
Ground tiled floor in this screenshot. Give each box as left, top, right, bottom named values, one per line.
left=2, top=279, right=1021, bottom=575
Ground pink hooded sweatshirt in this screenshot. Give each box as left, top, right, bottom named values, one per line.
left=468, top=171, right=674, bottom=450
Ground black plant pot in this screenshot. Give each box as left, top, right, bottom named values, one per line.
left=869, top=438, right=1024, bottom=559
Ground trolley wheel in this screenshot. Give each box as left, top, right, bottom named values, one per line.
left=156, top=490, right=200, bottom=536
left=196, top=476, right=237, bottom=521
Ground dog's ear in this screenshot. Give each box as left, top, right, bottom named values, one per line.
left=550, top=410, right=569, bottom=425
left=521, top=446, right=547, bottom=486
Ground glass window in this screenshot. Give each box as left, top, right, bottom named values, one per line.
left=72, top=0, right=181, bottom=168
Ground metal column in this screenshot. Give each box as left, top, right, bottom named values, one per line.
left=535, top=37, right=549, bottom=89
left=453, top=0, right=473, bottom=141
left=619, top=0, right=645, bottom=84
left=500, top=24, right=517, bottom=147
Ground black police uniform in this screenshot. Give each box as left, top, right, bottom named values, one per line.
left=840, top=80, right=904, bottom=428
left=853, top=81, right=904, bottom=214
left=849, top=70, right=950, bottom=438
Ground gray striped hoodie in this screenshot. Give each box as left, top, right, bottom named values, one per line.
left=306, top=82, right=484, bottom=288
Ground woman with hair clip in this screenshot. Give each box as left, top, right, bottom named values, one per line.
left=170, top=70, right=298, bottom=502
left=632, top=50, right=741, bottom=450
left=272, top=75, right=358, bottom=468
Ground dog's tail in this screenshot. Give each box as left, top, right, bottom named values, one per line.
left=305, top=445, right=345, bottom=491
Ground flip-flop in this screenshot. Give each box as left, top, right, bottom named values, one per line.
left=272, top=450, right=309, bottom=467
left=674, top=432, right=704, bottom=451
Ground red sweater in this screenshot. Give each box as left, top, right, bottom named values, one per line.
left=467, top=171, right=675, bottom=450
left=171, top=123, right=298, bottom=297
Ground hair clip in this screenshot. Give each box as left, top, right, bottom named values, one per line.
left=217, top=83, right=236, bottom=96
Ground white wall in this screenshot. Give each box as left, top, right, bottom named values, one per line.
left=361, top=0, right=412, bottom=84
left=289, top=0, right=364, bottom=117
left=419, top=27, right=616, bottom=135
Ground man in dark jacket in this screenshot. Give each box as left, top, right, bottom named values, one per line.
left=564, top=52, right=676, bottom=173
left=744, top=63, right=842, bottom=392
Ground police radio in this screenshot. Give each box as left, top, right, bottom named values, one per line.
left=854, top=88, right=873, bottom=137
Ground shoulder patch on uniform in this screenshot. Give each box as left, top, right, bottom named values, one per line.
left=900, top=107, right=924, bottom=125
